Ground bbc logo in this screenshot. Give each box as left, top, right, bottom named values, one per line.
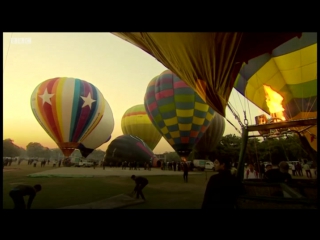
left=11, top=37, right=32, bottom=44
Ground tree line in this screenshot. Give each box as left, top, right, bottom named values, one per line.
left=2, top=139, right=105, bottom=161
left=163, top=134, right=313, bottom=164
left=3, top=133, right=313, bottom=165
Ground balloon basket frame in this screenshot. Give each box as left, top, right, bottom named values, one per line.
left=235, top=117, right=317, bottom=209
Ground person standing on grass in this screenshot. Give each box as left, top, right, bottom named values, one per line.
left=291, top=163, right=296, bottom=176
left=303, top=161, right=312, bottom=178
left=182, top=162, right=189, bottom=182
left=202, top=157, right=244, bottom=209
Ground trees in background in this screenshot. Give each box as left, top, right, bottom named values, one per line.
left=3, top=133, right=313, bottom=164
left=3, top=139, right=20, bottom=157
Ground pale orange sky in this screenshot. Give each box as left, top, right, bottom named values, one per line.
left=3, top=32, right=265, bottom=154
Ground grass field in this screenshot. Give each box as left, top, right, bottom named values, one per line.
left=4, top=161, right=317, bottom=209
left=3, top=162, right=216, bottom=209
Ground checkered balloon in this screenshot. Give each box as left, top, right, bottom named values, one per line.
left=144, top=70, right=215, bottom=157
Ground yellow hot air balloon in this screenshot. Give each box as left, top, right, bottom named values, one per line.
left=121, top=104, right=162, bottom=150
left=234, top=32, right=317, bottom=151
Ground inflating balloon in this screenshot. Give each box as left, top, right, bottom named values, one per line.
left=113, top=32, right=302, bottom=117
left=105, top=135, right=156, bottom=164
left=194, top=113, right=225, bottom=153
left=77, top=99, right=114, bottom=158
left=144, top=70, right=215, bottom=158
left=30, top=77, right=105, bottom=157
left=121, top=104, right=162, bottom=150
left=233, top=32, right=317, bottom=151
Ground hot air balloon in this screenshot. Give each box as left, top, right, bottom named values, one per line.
left=105, top=135, right=157, bottom=165
left=77, top=99, right=114, bottom=158
left=112, top=32, right=302, bottom=117
left=194, top=113, right=226, bottom=154
left=121, top=104, right=162, bottom=150
left=233, top=32, right=317, bottom=152
left=30, top=77, right=105, bottom=157
left=144, top=70, right=215, bottom=158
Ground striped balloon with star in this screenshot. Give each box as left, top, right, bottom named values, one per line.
left=30, top=77, right=105, bottom=157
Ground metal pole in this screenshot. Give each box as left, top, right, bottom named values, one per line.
left=236, top=126, right=249, bottom=181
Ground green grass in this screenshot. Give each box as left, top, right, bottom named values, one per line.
left=3, top=163, right=215, bottom=209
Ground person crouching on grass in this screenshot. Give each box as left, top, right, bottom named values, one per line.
left=9, top=184, right=42, bottom=209
left=131, top=175, right=148, bottom=201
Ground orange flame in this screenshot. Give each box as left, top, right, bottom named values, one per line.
left=263, top=85, right=286, bottom=121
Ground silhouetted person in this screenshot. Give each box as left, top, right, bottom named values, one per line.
left=291, top=163, right=296, bottom=176
left=296, top=162, right=303, bottom=176
left=173, top=162, right=177, bottom=171
left=182, top=162, right=189, bottom=182
left=259, top=162, right=265, bottom=179
left=264, top=161, right=292, bottom=183
left=9, top=184, right=42, bottom=209
left=303, top=161, right=312, bottom=178
left=265, top=164, right=272, bottom=172
left=133, top=161, right=137, bottom=170
left=131, top=175, right=148, bottom=200
left=202, top=157, right=243, bottom=209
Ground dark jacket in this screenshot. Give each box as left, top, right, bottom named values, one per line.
left=10, top=185, right=37, bottom=209
left=182, top=163, right=188, bottom=172
left=202, top=170, right=244, bottom=209
left=264, top=169, right=292, bottom=183
left=135, top=176, right=148, bottom=185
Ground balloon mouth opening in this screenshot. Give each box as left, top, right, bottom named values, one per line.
left=57, top=142, right=79, bottom=157
left=176, top=150, right=191, bottom=159
left=79, top=148, right=94, bottom=158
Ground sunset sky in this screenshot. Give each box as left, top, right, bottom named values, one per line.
left=3, top=32, right=266, bottom=154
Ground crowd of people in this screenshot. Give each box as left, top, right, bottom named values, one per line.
left=160, top=161, right=195, bottom=172
left=101, top=160, right=152, bottom=170
left=245, top=160, right=316, bottom=180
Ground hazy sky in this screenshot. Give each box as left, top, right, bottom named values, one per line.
left=3, top=32, right=265, bottom=154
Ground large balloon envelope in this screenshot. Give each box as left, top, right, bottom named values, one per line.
left=112, top=32, right=302, bottom=117
left=233, top=32, right=317, bottom=151
left=144, top=70, right=215, bottom=158
left=121, top=104, right=162, bottom=150
left=105, top=135, right=156, bottom=164
left=77, top=99, right=114, bottom=158
left=194, top=113, right=225, bottom=153
left=30, top=77, right=105, bottom=157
